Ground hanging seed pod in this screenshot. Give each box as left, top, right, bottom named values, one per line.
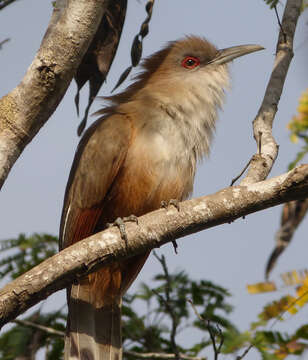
left=75, top=0, right=127, bottom=135
left=112, top=0, right=155, bottom=92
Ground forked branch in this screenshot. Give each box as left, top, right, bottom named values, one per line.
left=240, top=0, right=302, bottom=185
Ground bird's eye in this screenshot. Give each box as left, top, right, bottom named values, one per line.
left=181, top=56, right=200, bottom=69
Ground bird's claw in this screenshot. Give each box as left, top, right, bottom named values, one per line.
left=123, top=214, right=139, bottom=225
left=161, top=199, right=180, bottom=211
left=107, top=215, right=139, bottom=244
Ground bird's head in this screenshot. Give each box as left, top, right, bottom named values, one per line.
left=143, top=36, right=264, bottom=91
left=101, top=36, right=263, bottom=119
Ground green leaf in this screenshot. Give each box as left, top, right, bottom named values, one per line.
left=263, top=0, right=279, bottom=9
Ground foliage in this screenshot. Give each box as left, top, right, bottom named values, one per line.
left=302, top=0, right=308, bottom=11
left=221, top=296, right=308, bottom=359
left=263, top=0, right=279, bottom=9
left=0, top=310, right=66, bottom=360
left=0, top=233, right=57, bottom=279
left=263, top=0, right=308, bottom=11
left=0, top=234, right=237, bottom=359
left=287, top=89, right=308, bottom=169
left=122, top=253, right=237, bottom=358
left=1, top=234, right=308, bottom=359
left=248, top=270, right=308, bottom=318
left=243, top=270, right=308, bottom=358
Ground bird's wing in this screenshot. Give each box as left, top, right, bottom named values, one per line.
left=60, top=114, right=132, bottom=360
left=60, top=113, right=132, bottom=249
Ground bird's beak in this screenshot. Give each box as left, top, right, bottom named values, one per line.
left=210, top=44, right=264, bottom=65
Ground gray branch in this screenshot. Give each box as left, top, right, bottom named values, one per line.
left=12, top=318, right=65, bottom=337
left=0, top=164, right=308, bottom=328
left=0, top=0, right=110, bottom=189
left=240, top=0, right=302, bottom=185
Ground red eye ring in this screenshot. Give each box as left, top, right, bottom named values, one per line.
left=181, top=56, right=200, bottom=69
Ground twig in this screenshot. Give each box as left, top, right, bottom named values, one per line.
left=0, top=38, right=10, bottom=49
left=240, top=0, right=302, bottom=186
left=236, top=344, right=253, bottom=360
left=124, top=350, right=206, bottom=360
left=12, top=319, right=65, bottom=337
left=230, top=159, right=251, bottom=186
left=153, top=252, right=180, bottom=359
left=274, top=5, right=286, bottom=42
left=11, top=319, right=206, bottom=359
left=0, top=0, right=19, bottom=10
left=269, top=287, right=308, bottom=330
left=188, top=299, right=224, bottom=360
left=215, top=325, right=224, bottom=356
left=231, top=131, right=262, bottom=185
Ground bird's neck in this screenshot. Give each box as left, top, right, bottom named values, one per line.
left=131, top=66, right=230, bottom=161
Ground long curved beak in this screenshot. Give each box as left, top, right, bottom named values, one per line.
left=210, top=44, right=264, bottom=65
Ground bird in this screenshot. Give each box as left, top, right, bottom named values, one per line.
left=60, top=35, right=263, bottom=360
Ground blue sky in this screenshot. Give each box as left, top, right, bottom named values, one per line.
left=1, top=1, right=308, bottom=358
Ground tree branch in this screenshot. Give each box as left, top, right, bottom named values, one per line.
left=240, top=0, right=302, bottom=185
left=0, top=38, right=10, bottom=50
left=0, top=165, right=308, bottom=328
left=0, top=0, right=19, bottom=10
left=152, top=253, right=180, bottom=359
left=11, top=319, right=205, bottom=359
left=12, top=318, right=65, bottom=337
left=12, top=318, right=206, bottom=359
left=0, top=0, right=110, bottom=189
left=124, top=350, right=206, bottom=360
left=188, top=300, right=223, bottom=360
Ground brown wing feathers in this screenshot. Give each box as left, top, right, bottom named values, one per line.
left=62, top=115, right=132, bottom=360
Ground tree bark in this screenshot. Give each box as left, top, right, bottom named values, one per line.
left=240, top=0, right=302, bottom=185
left=0, top=164, right=308, bottom=328
left=0, top=0, right=110, bottom=189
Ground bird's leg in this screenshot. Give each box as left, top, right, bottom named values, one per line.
left=161, top=199, right=180, bottom=253
left=106, top=215, right=139, bottom=244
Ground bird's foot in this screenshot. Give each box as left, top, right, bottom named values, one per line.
left=107, top=215, right=138, bottom=244
left=161, top=199, right=180, bottom=212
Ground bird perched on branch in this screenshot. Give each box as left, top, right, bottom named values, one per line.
left=60, top=36, right=263, bottom=360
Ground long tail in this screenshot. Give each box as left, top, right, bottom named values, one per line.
left=65, top=271, right=122, bottom=360
left=65, top=253, right=149, bottom=359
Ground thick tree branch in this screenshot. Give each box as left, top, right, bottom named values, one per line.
left=240, top=0, right=302, bottom=185
left=0, top=165, right=308, bottom=328
left=0, top=0, right=110, bottom=189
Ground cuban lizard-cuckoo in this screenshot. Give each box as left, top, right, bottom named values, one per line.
left=60, top=36, right=263, bottom=360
